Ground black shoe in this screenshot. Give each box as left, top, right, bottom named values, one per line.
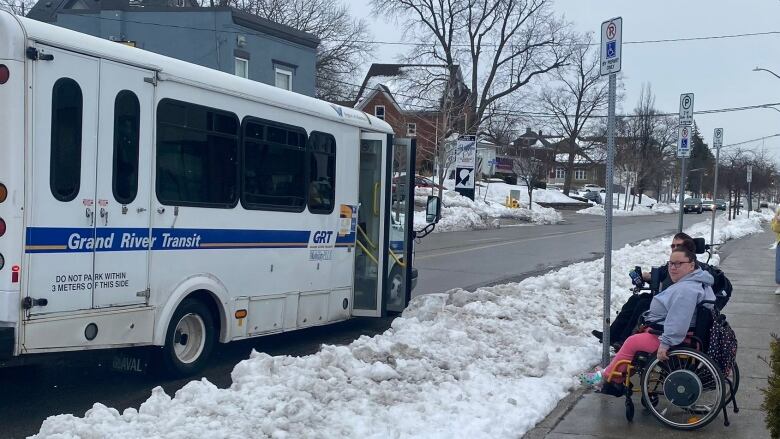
left=591, top=330, right=603, bottom=342
left=598, top=381, right=626, bottom=398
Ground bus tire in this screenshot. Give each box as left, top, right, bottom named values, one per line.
left=159, top=298, right=216, bottom=377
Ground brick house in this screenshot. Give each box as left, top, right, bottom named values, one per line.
left=547, top=140, right=606, bottom=189
left=348, top=64, right=471, bottom=174
left=494, top=128, right=555, bottom=184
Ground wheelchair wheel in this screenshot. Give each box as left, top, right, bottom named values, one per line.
left=640, top=349, right=725, bottom=430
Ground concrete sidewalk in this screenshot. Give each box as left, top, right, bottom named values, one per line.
left=525, top=227, right=779, bottom=439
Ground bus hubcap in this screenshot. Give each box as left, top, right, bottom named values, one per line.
left=173, top=313, right=206, bottom=364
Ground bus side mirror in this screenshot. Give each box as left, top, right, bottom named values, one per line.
left=426, top=196, right=441, bottom=224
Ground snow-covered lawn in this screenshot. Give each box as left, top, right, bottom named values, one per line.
left=34, top=211, right=770, bottom=439
left=413, top=182, right=564, bottom=232
left=577, top=202, right=680, bottom=216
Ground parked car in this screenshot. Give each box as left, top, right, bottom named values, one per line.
left=581, top=191, right=602, bottom=204
left=701, top=199, right=714, bottom=211
left=581, top=184, right=605, bottom=193
left=683, top=197, right=703, bottom=214
left=714, top=199, right=727, bottom=211
left=392, top=176, right=443, bottom=201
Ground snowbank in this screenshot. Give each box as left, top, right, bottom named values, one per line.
left=414, top=187, right=562, bottom=233
left=577, top=201, right=679, bottom=216
left=34, top=213, right=769, bottom=439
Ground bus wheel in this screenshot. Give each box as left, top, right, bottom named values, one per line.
left=160, top=299, right=216, bottom=377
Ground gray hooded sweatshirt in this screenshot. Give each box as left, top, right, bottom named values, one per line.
left=644, top=268, right=716, bottom=349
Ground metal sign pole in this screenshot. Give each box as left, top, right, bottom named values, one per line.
left=599, top=16, right=621, bottom=367
left=678, top=157, right=687, bottom=233
left=710, top=128, right=722, bottom=246
left=602, top=73, right=616, bottom=367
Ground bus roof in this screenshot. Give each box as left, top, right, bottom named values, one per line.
left=8, top=12, right=393, bottom=134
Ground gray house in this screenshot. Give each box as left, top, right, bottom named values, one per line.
left=27, top=0, right=319, bottom=96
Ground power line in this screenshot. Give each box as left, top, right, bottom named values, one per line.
left=66, top=12, right=780, bottom=49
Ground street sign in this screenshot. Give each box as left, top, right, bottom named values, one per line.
left=747, top=165, right=753, bottom=183
left=677, top=126, right=691, bottom=158
left=679, top=93, right=694, bottom=126
left=454, top=135, right=477, bottom=196
left=713, top=128, right=723, bottom=150
left=600, top=17, right=622, bottom=76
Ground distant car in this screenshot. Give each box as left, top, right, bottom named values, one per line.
left=760, top=201, right=769, bottom=208
left=701, top=199, right=715, bottom=211
left=581, top=184, right=605, bottom=193
left=391, top=176, right=443, bottom=201
left=714, top=199, right=727, bottom=211
left=683, top=197, right=703, bottom=214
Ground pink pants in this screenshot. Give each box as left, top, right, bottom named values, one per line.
left=603, top=330, right=661, bottom=383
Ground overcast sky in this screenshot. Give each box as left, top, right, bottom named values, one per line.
left=349, top=0, right=780, bottom=162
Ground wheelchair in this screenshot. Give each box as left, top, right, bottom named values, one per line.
left=607, top=257, right=739, bottom=430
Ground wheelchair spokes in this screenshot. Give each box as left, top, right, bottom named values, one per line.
left=640, top=349, right=725, bottom=430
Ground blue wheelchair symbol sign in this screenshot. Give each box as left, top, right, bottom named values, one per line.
left=681, top=139, right=688, bottom=148
left=606, top=41, right=617, bottom=59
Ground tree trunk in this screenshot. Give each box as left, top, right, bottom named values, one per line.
left=562, top=141, right=577, bottom=196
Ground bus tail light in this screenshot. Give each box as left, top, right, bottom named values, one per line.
left=0, top=218, right=5, bottom=237
left=0, top=254, right=3, bottom=271
left=0, top=65, right=8, bottom=84
left=0, top=183, right=6, bottom=203
left=11, top=265, right=19, bottom=282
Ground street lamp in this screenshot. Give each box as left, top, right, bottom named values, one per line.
left=754, top=66, right=780, bottom=80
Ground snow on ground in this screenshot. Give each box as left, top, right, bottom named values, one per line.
left=413, top=183, right=563, bottom=233
left=471, top=180, right=583, bottom=205
left=577, top=202, right=680, bottom=217
left=34, top=212, right=770, bottom=439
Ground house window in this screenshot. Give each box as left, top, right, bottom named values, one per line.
left=555, top=167, right=566, bottom=179
left=375, top=105, right=385, bottom=120
left=275, top=67, right=292, bottom=91
left=407, top=123, right=416, bottom=136
left=574, top=169, right=587, bottom=181
left=235, top=57, right=248, bottom=79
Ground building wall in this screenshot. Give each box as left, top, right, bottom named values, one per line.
left=53, top=10, right=317, bottom=96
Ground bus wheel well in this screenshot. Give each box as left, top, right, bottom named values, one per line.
left=185, top=289, right=223, bottom=340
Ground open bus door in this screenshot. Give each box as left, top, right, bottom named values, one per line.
left=386, top=137, right=414, bottom=313
left=353, top=132, right=414, bottom=317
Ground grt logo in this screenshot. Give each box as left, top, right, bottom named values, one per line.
left=312, top=231, right=333, bottom=244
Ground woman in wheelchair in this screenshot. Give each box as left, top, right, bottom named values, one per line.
left=580, top=247, right=715, bottom=394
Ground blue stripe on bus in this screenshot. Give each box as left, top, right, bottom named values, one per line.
left=25, top=227, right=356, bottom=253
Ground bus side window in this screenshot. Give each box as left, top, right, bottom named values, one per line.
left=156, top=99, right=239, bottom=208
left=307, top=132, right=336, bottom=214
left=50, top=78, right=83, bottom=202
left=112, top=90, right=140, bottom=204
left=241, top=118, right=306, bottom=212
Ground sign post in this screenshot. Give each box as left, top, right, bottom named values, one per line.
left=599, top=16, right=621, bottom=367
left=747, top=165, right=753, bottom=218
left=710, top=128, right=723, bottom=247
left=454, top=135, right=477, bottom=200
left=677, top=94, right=694, bottom=233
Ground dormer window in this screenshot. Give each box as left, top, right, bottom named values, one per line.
left=375, top=105, right=385, bottom=120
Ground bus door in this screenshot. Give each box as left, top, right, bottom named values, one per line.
left=92, top=60, right=154, bottom=308
left=387, top=138, right=413, bottom=313
left=352, top=132, right=392, bottom=317
left=26, top=45, right=100, bottom=315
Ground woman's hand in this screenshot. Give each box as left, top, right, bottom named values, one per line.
left=657, top=346, right=669, bottom=361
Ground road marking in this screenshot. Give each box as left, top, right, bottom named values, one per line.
left=416, top=228, right=601, bottom=260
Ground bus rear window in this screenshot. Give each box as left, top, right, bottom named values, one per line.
left=50, top=78, right=83, bottom=202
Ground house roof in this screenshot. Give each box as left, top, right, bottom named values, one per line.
left=27, top=1, right=320, bottom=48
left=353, top=64, right=468, bottom=112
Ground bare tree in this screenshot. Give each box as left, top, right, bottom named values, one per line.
left=222, top=0, right=373, bottom=101
left=513, top=156, right=546, bottom=209
left=372, top=0, right=572, bottom=133
left=539, top=32, right=609, bottom=195
left=0, top=0, right=35, bottom=15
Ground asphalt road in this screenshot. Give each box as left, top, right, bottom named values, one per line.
left=413, top=211, right=708, bottom=295
left=0, top=210, right=708, bottom=438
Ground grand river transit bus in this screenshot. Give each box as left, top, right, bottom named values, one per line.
left=0, top=11, right=438, bottom=375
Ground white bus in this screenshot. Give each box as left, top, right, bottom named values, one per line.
left=0, top=11, right=440, bottom=375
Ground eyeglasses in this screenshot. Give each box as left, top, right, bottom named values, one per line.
left=670, top=243, right=684, bottom=249
left=668, top=260, right=693, bottom=269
